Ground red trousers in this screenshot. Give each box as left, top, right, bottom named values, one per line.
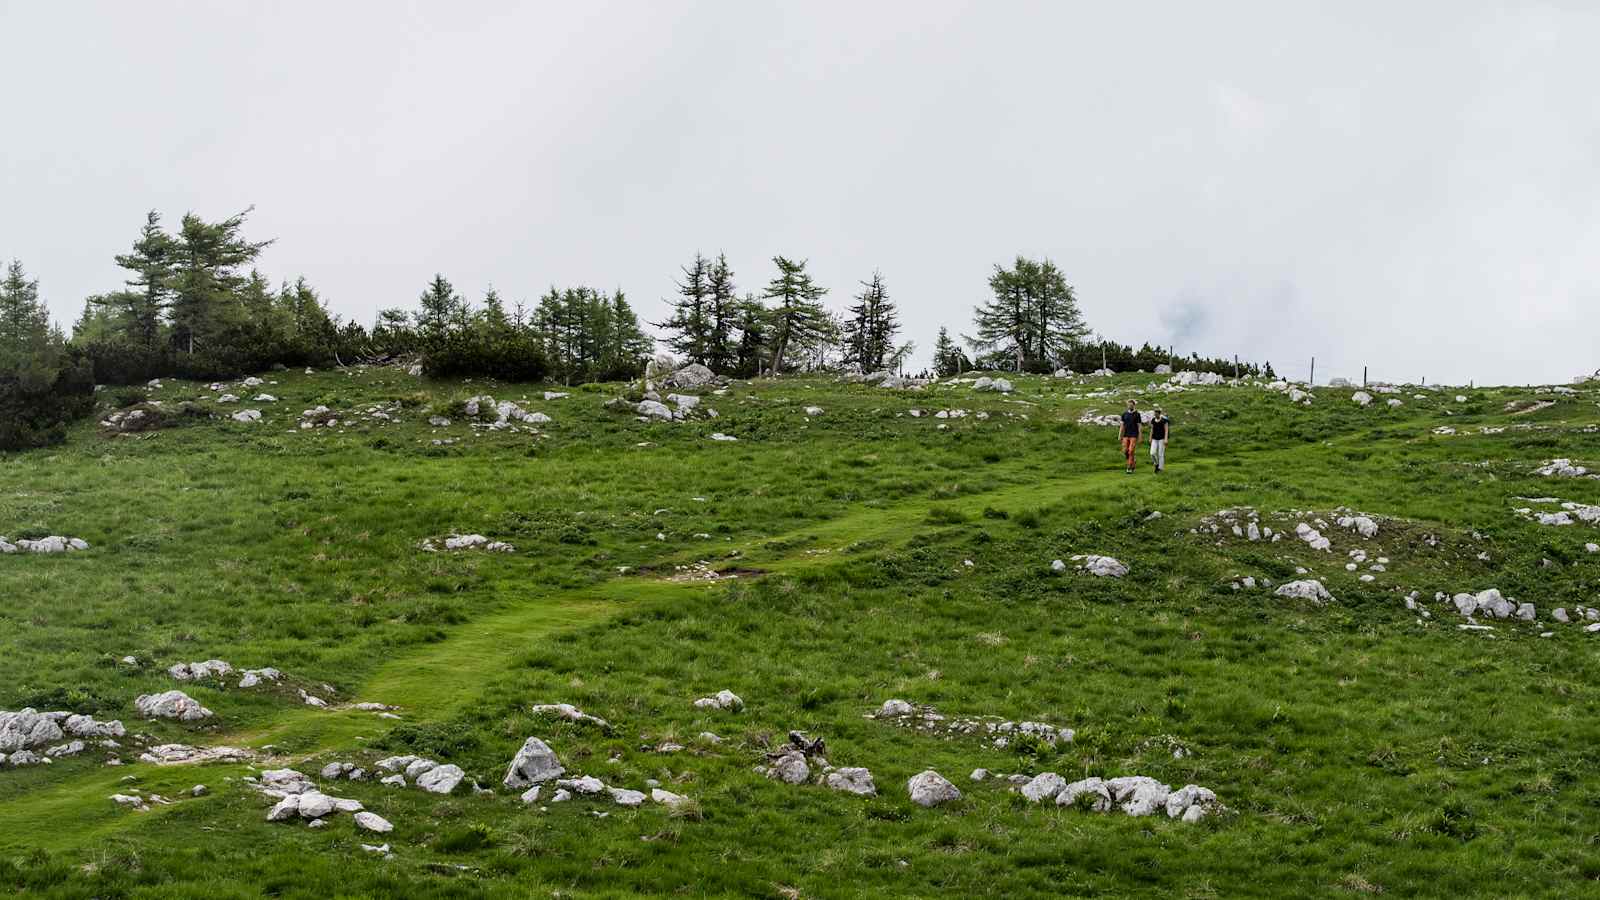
left=1122, top=436, right=1138, bottom=469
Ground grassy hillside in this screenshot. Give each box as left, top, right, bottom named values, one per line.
left=2, top=367, right=1598, bottom=898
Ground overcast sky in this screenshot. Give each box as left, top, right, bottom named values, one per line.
left=3, top=1, right=1596, bottom=385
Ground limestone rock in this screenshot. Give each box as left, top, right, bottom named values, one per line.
left=823, top=767, right=877, bottom=796
left=503, top=736, right=565, bottom=789
left=907, top=770, right=961, bottom=807
left=417, top=764, right=465, bottom=794
left=1020, top=772, right=1066, bottom=803
left=354, top=811, right=393, bottom=833
left=134, top=691, right=213, bottom=721
left=1274, top=580, right=1335, bottom=605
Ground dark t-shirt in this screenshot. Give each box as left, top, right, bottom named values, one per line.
left=1120, top=411, right=1141, bottom=438
left=1150, top=416, right=1170, bottom=440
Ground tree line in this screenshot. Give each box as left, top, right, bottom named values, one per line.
left=2, top=208, right=1272, bottom=450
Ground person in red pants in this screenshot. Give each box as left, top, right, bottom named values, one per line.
left=1119, top=400, right=1142, bottom=474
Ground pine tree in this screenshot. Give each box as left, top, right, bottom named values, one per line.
left=415, top=274, right=463, bottom=340
left=168, top=209, right=272, bottom=354
left=479, top=287, right=510, bottom=334
left=656, top=254, right=713, bottom=365
left=842, top=270, right=899, bottom=372
left=0, top=260, right=56, bottom=377
left=733, top=294, right=769, bottom=377
left=933, top=326, right=969, bottom=376
left=968, top=256, right=1087, bottom=371
left=762, top=256, right=829, bottom=374
left=705, top=253, right=738, bottom=374
left=103, top=210, right=177, bottom=345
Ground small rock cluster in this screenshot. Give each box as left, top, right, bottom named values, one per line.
left=372, top=755, right=466, bottom=794
left=1533, top=459, right=1594, bottom=478
left=0, top=535, right=89, bottom=554
left=419, top=534, right=516, bottom=553
left=1052, top=554, right=1128, bottom=578
left=1, top=709, right=126, bottom=766
left=873, top=700, right=1074, bottom=750
left=692, top=690, right=745, bottom=712
left=1021, top=774, right=1222, bottom=821
left=972, top=376, right=1014, bottom=393
left=464, top=395, right=552, bottom=430
left=1273, top=579, right=1336, bottom=605
left=255, top=767, right=391, bottom=832
left=134, top=690, right=213, bottom=721
left=758, top=731, right=878, bottom=797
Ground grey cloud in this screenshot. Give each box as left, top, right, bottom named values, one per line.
left=1, top=0, right=1596, bottom=385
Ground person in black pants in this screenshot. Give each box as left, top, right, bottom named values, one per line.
left=1149, top=406, right=1171, bottom=473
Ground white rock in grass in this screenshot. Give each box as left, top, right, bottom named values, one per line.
left=528, top=703, right=610, bottom=729
left=168, top=659, right=233, bottom=681
left=767, top=752, right=810, bottom=785
left=0, top=709, right=63, bottom=752
left=354, top=811, right=393, bottom=833
left=296, top=791, right=336, bottom=819
left=1165, top=784, right=1220, bottom=821
left=1351, top=391, right=1372, bottom=406
left=1475, top=589, right=1514, bottom=619
left=558, top=775, right=606, bottom=795
left=380, top=774, right=406, bottom=787
left=609, top=787, right=646, bottom=807
left=1056, top=777, right=1114, bottom=812
left=374, top=755, right=418, bottom=772
left=637, top=400, right=673, bottom=420
left=231, top=409, right=262, bottom=423
left=1107, top=776, right=1170, bottom=817
left=1020, top=772, right=1066, bottom=803
left=876, top=699, right=914, bottom=718
left=404, top=759, right=438, bottom=779
left=519, top=785, right=542, bottom=804
left=693, top=689, right=744, bottom=711
left=266, top=795, right=301, bottom=821
left=134, top=691, right=213, bottom=721
left=907, top=770, right=961, bottom=807
left=503, top=737, right=565, bottom=789
left=1586, top=543, right=1599, bottom=554
left=1050, top=559, right=1067, bottom=573
left=417, top=764, right=465, bottom=794
left=1273, top=580, right=1335, bottom=605
left=804, top=406, right=824, bottom=416
left=650, top=788, right=688, bottom=807
left=1074, top=555, right=1128, bottom=577
left=1553, top=608, right=1570, bottom=623
left=823, top=767, right=877, bottom=796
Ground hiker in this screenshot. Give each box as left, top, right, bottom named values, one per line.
left=1149, top=405, right=1171, bottom=473
left=1119, top=400, right=1141, bottom=474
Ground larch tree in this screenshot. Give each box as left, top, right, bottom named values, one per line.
left=761, top=256, right=829, bottom=375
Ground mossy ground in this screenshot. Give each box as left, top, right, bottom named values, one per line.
left=2, top=369, right=1598, bottom=897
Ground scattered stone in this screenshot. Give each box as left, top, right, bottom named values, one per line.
left=1068, top=554, right=1128, bottom=577
left=134, top=691, right=213, bottom=721
left=766, top=752, right=810, bottom=785
left=692, top=690, right=744, bottom=712
left=528, top=703, right=610, bottom=729
left=503, top=737, right=565, bottom=789
left=416, top=764, right=465, bottom=794
left=354, top=811, right=393, bottom=833
left=823, top=767, right=877, bottom=796
left=168, top=659, right=234, bottom=681
left=231, top=409, right=262, bottom=423
left=1274, top=580, right=1336, bottom=605
left=1020, top=772, right=1067, bottom=803
left=907, top=770, right=961, bottom=807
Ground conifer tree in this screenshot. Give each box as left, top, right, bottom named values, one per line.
left=656, top=253, right=713, bottom=365
left=933, top=326, right=969, bottom=376
left=762, top=256, right=828, bottom=375
left=103, top=210, right=177, bottom=345
left=842, top=270, right=900, bottom=372
left=705, top=253, right=738, bottom=373
left=168, top=209, right=272, bottom=354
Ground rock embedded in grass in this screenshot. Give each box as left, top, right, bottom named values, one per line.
left=134, top=691, right=213, bottom=721
left=907, top=770, right=961, bottom=807
left=354, top=811, right=393, bottom=833
left=1273, top=579, right=1335, bottom=605
left=1020, top=772, right=1067, bottom=803
left=1069, top=554, right=1128, bottom=577
left=503, top=736, right=565, bottom=789
left=528, top=703, right=610, bottom=730
left=168, top=659, right=233, bottom=681
left=1, top=535, right=89, bottom=554
left=692, top=689, right=744, bottom=712
left=417, top=764, right=465, bottom=794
